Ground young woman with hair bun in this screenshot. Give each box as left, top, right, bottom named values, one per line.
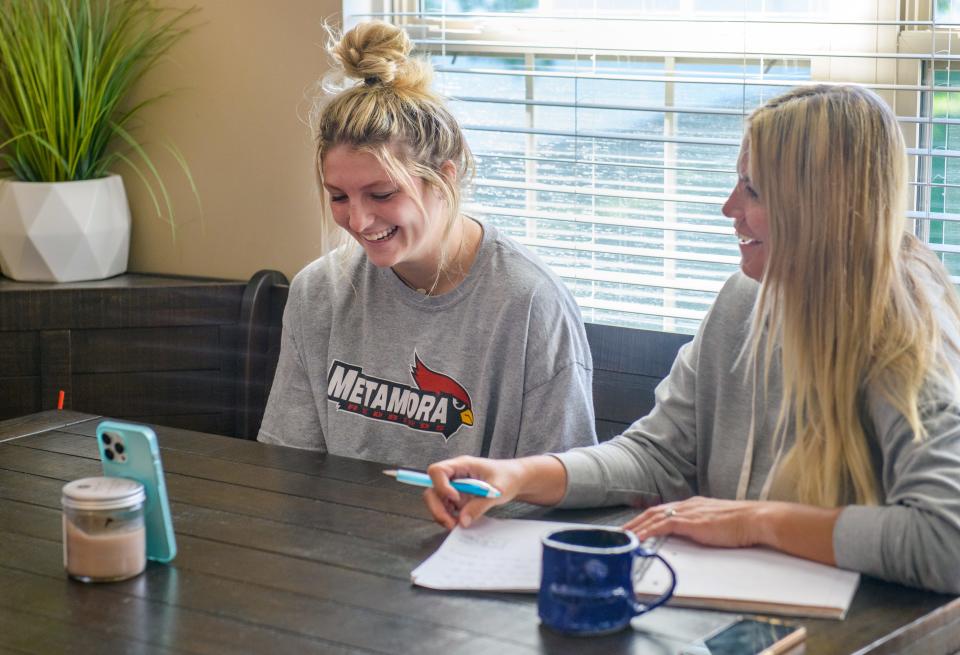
left=258, top=21, right=598, bottom=468
left=424, top=84, right=960, bottom=595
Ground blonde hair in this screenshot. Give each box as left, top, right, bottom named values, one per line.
left=310, top=21, right=474, bottom=289
left=746, top=84, right=960, bottom=507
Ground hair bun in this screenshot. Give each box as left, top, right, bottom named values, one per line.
left=334, top=21, right=414, bottom=86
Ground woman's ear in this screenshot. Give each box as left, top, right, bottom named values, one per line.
left=439, top=160, right=458, bottom=184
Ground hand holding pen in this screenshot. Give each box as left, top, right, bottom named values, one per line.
left=383, top=469, right=502, bottom=498
left=417, top=455, right=524, bottom=530
left=419, top=455, right=570, bottom=531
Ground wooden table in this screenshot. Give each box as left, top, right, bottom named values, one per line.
left=1, top=411, right=958, bottom=654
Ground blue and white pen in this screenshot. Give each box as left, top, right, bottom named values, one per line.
left=383, top=469, right=502, bottom=498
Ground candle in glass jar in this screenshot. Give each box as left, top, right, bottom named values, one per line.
left=61, top=476, right=146, bottom=582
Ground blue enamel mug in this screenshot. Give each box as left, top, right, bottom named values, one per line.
left=538, top=527, right=677, bottom=636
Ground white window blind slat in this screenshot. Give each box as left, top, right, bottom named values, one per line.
left=423, top=39, right=960, bottom=63
left=434, top=65, right=960, bottom=97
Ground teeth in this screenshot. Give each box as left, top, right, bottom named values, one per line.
left=736, top=232, right=759, bottom=246
left=361, top=226, right=398, bottom=242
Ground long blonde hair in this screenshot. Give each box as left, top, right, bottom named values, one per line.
left=747, top=84, right=960, bottom=507
left=310, top=21, right=474, bottom=286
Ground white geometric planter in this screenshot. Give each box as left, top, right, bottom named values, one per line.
left=0, top=175, right=131, bottom=282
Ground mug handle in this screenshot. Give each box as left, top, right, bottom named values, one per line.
left=629, top=548, right=677, bottom=615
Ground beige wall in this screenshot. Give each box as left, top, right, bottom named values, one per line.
left=124, top=0, right=341, bottom=282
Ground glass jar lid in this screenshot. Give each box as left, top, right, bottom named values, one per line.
left=62, top=476, right=146, bottom=511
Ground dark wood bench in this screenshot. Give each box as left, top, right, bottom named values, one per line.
left=586, top=322, right=692, bottom=440
left=234, top=270, right=693, bottom=442
left=0, top=273, right=250, bottom=435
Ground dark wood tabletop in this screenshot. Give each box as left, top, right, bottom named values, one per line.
left=1, top=411, right=958, bottom=654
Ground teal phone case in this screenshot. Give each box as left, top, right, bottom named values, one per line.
left=96, top=420, right=177, bottom=562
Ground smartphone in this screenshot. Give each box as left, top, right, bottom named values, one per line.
left=96, top=420, right=177, bottom=563
left=683, top=616, right=806, bottom=655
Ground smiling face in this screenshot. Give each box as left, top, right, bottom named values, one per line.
left=722, top=143, right=770, bottom=281
left=322, top=144, right=448, bottom=274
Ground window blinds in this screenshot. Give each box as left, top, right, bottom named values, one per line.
left=344, top=0, right=960, bottom=334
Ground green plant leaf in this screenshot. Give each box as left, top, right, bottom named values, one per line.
left=164, top=141, right=202, bottom=220
left=112, top=120, right=174, bottom=225
left=112, top=149, right=175, bottom=242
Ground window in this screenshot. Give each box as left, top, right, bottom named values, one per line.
left=344, top=1, right=960, bottom=334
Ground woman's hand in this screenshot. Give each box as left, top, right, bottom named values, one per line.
left=424, top=455, right=568, bottom=530
left=423, top=456, right=523, bottom=529
left=624, top=496, right=766, bottom=548
left=624, top=497, right=841, bottom=565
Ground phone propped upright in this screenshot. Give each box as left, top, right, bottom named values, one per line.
left=96, top=420, right=177, bottom=562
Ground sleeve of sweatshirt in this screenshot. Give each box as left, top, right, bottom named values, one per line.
left=834, top=391, right=960, bottom=594
left=257, top=271, right=327, bottom=452
left=552, top=325, right=702, bottom=509
left=509, top=280, right=598, bottom=457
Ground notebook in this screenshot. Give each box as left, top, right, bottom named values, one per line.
left=411, top=517, right=860, bottom=619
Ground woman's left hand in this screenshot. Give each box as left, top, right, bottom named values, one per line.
left=623, top=496, right=767, bottom=549
left=624, top=497, right=841, bottom=565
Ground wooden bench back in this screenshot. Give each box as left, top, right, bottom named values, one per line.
left=586, top=323, right=691, bottom=440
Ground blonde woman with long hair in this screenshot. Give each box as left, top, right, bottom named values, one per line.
left=423, top=85, right=960, bottom=593
left=258, top=21, right=597, bottom=468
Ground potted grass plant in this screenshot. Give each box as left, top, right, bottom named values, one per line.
left=0, top=0, right=198, bottom=282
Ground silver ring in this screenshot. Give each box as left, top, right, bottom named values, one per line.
left=663, top=507, right=678, bottom=518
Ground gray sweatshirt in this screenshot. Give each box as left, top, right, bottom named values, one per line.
left=555, top=272, right=960, bottom=594
left=259, top=221, right=598, bottom=469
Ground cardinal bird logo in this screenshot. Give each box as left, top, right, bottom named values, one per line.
left=410, top=356, right=475, bottom=430
left=326, top=353, right=475, bottom=440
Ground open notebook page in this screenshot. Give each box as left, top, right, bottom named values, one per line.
left=412, top=517, right=583, bottom=591
left=412, top=517, right=860, bottom=619
left=636, top=537, right=860, bottom=619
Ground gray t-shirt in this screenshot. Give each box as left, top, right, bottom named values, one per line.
left=556, top=271, right=960, bottom=594
left=259, top=222, right=598, bottom=469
